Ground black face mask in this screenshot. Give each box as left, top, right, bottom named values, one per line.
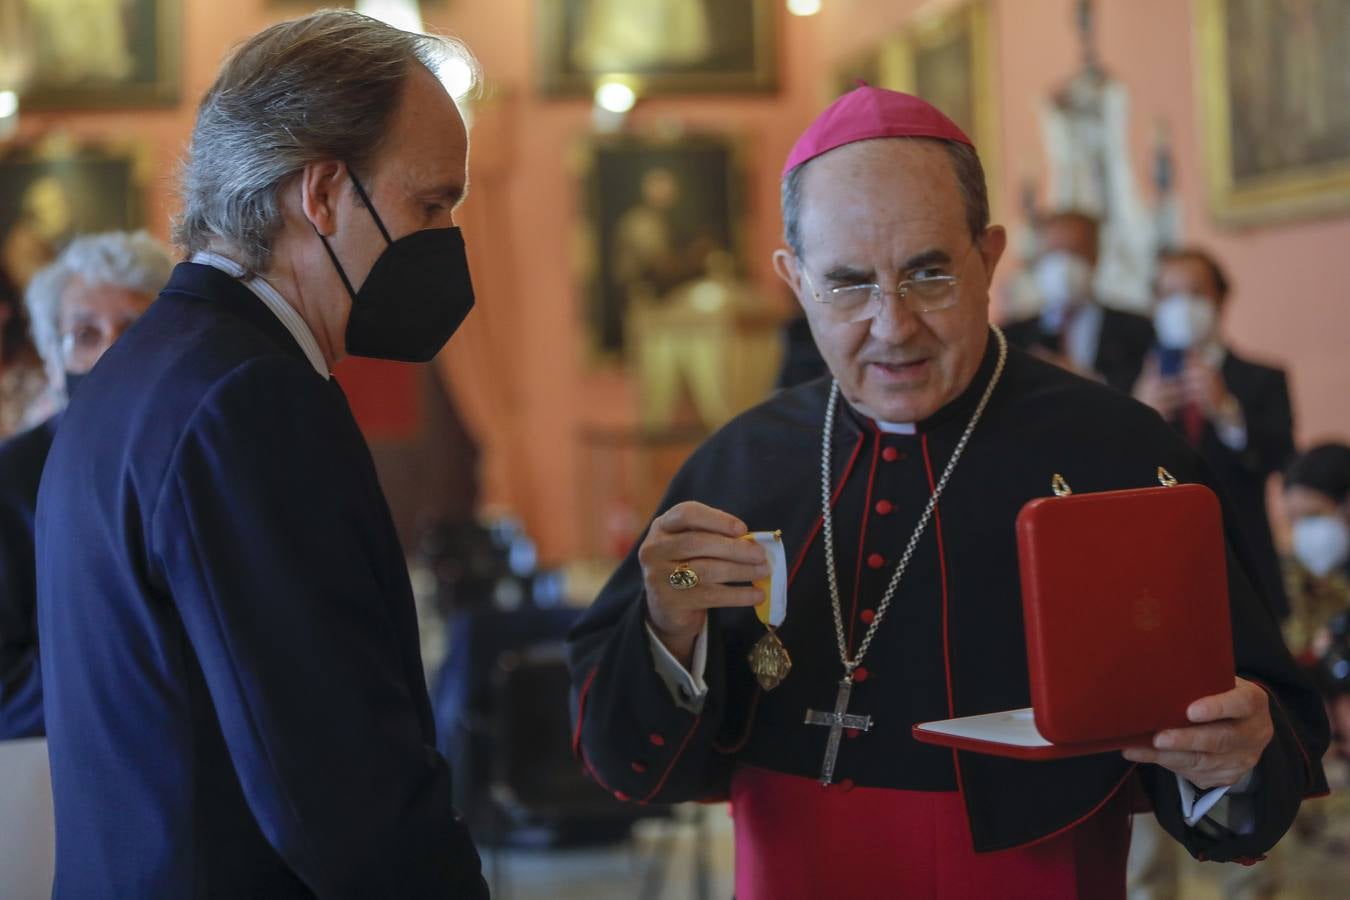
left=64, top=370, right=87, bottom=399
left=316, top=168, right=475, bottom=363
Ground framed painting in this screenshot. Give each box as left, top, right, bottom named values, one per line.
left=537, top=0, right=777, bottom=96
left=828, top=1, right=999, bottom=215
left=829, top=32, right=909, bottom=101
left=1196, top=0, right=1350, bottom=226
left=0, top=139, right=147, bottom=289
left=16, top=0, right=181, bottom=109
left=574, top=132, right=747, bottom=363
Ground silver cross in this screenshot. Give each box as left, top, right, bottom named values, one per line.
left=803, top=677, right=872, bottom=786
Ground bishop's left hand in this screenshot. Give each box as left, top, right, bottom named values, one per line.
left=1122, top=677, right=1273, bottom=790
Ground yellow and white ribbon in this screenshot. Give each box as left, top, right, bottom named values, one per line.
left=742, top=530, right=788, bottom=628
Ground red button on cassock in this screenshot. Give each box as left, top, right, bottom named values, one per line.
left=630, top=762, right=647, bottom=774
left=853, top=666, right=870, bottom=682
left=859, top=609, right=875, bottom=625
left=874, top=500, right=894, bottom=515
left=649, top=733, right=666, bottom=747
left=614, top=790, right=630, bottom=802
left=882, top=447, right=900, bottom=462
left=867, top=553, right=885, bottom=569
left=846, top=728, right=861, bottom=739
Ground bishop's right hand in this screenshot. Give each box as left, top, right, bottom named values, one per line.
left=639, top=501, right=771, bottom=667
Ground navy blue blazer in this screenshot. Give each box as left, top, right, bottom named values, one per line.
left=0, top=414, right=58, bottom=739
left=36, top=263, right=486, bottom=898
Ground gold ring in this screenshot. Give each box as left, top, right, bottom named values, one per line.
left=668, top=564, right=699, bottom=591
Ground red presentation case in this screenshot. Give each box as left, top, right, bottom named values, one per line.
left=914, top=481, right=1235, bottom=760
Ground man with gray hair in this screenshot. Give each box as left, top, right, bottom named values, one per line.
left=0, top=229, right=169, bottom=740
left=36, top=11, right=486, bottom=897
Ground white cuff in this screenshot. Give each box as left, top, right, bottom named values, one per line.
left=646, top=618, right=709, bottom=714
left=1176, top=769, right=1257, bottom=834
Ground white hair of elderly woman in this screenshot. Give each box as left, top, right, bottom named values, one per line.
left=23, top=230, right=173, bottom=396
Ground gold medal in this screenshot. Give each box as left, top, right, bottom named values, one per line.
left=748, top=628, right=792, bottom=691
left=741, top=530, right=790, bottom=690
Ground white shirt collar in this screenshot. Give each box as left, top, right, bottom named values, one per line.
left=190, top=251, right=330, bottom=379
left=875, top=419, right=917, bottom=435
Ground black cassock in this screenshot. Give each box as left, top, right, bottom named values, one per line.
left=569, top=332, right=1327, bottom=898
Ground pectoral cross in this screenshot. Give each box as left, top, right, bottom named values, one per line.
left=803, top=677, right=872, bottom=786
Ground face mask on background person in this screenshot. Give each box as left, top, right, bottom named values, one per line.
left=316, top=167, right=476, bottom=363
left=1033, top=251, right=1093, bottom=331
left=1292, top=514, right=1350, bottom=577
left=1153, top=293, right=1218, bottom=351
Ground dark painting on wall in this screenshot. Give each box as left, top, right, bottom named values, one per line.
left=1198, top=0, right=1350, bottom=224
left=16, top=0, right=180, bottom=109
left=0, top=141, right=144, bottom=288
left=577, top=133, right=744, bottom=361
left=537, top=0, right=777, bottom=95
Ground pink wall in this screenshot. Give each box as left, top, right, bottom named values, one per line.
left=13, top=0, right=1348, bottom=562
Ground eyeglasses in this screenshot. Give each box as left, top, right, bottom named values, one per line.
left=799, top=242, right=978, bottom=324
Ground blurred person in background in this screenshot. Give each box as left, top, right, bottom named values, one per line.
left=1134, top=248, right=1294, bottom=623
left=0, top=265, right=47, bottom=437
left=1127, top=249, right=1295, bottom=900
left=0, top=230, right=169, bottom=740
left=1002, top=209, right=1153, bottom=393
left=1283, top=443, right=1350, bottom=659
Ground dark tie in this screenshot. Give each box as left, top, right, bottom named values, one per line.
left=1181, top=402, right=1205, bottom=446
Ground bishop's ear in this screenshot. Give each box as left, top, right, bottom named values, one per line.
left=297, top=160, right=347, bottom=237
left=976, top=225, right=1008, bottom=284
left=772, top=248, right=805, bottom=300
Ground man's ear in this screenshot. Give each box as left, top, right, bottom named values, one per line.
left=977, top=225, right=1008, bottom=286
left=298, top=160, right=346, bottom=236
left=772, top=248, right=811, bottom=314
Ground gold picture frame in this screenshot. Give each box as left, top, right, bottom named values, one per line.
left=536, top=0, right=778, bottom=97
left=1196, top=0, right=1350, bottom=227
left=19, top=0, right=181, bottom=110
left=828, top=1, right=1000, bottom=220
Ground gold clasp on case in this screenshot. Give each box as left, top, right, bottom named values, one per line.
left=1051, top=473, right=1073, bottom=497
left=1157, top=467, right=1179, bottom=488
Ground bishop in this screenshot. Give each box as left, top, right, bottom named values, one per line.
left=567, top=86, right=1327, bottom=899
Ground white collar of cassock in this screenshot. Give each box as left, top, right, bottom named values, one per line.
left=190, top=251, right=331, bottom=380
left=875, top=419, right=917, bottom=435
